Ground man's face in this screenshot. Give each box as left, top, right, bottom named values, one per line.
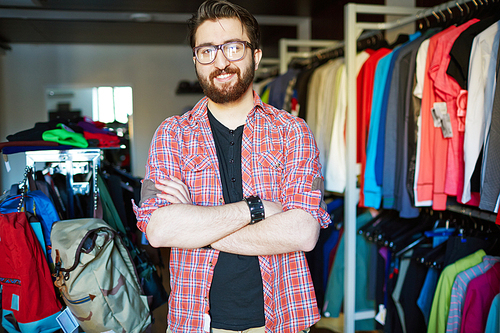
left=193, top=17, right=258, bottom=104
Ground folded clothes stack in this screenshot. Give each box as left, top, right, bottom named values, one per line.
left=1, top=117, right=121, bottom=154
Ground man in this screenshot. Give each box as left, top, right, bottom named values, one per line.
left=133, top=1, right=330, bottom=332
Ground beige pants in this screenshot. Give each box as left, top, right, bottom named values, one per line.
left=167, top=327, right=310, bottom=333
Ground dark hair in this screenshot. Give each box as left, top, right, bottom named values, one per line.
left=188, top=0, right=261, bottom=50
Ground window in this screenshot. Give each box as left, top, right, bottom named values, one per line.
left=92, top=86, right=133, bottom=124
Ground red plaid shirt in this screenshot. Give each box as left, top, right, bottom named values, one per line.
left=133, top=93, right=331, bottom=333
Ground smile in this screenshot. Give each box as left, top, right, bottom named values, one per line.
left=216, top=73, right=233, bottom=80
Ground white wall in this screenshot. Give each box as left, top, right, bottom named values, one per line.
left=0, top=44, right=203, bottom=190
left=45, top=86, right=94, bottom=119
left=385, top=0, right=416, bottom=44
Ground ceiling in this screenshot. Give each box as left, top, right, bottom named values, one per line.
left=0, top=0, right=447, bottom=57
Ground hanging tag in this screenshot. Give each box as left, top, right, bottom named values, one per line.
left=440, top=113, right=453, bottom=138
left=432, top=102, right=449, bottom=128
left=434, top=102, right=453, bottom=138
left=434, top=102, right=448, bottom=115
left=431, top=106, right=442, bottom=128
left=375, top=304, right=386, bottom=325
left=56, top=308, right=79, bottom=333
left=3, top=154, right=10, bottom=172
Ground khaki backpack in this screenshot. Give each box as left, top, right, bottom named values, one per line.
left=51, top=218, right=151, bottom=333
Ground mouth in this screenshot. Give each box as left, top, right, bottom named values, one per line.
left=215, top=72, right=235, bottom=82
left=210, top=68, right=239, bottom=83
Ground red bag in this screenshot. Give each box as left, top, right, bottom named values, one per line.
left=0, top=212, right=62, bottom=332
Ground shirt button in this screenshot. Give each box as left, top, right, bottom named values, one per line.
left=231, top=178, right=236, bottom=182
left=209, top=261, right=213, bottom=267
left=219, top=197, right=223, bottom=203
left=229, top=130, right=234, bottom=134
left=230, top=141, right=234, bottom=146
left=230, top=159, right=234, bottom=163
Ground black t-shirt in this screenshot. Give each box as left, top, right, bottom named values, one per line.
left=207, top=110, right=265, bottom=331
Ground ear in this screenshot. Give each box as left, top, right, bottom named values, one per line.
left=253, top=49, right=263, bottom=71
left=193, top=56, right=196, bottom=65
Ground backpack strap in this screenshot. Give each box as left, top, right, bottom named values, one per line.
left=55, top=227, right=116, bottom=280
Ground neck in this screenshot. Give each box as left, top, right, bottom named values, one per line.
left=207, top=87, right=254, bottom=130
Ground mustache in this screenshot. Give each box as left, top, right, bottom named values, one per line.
left=209, top=67, right=240, bottom=81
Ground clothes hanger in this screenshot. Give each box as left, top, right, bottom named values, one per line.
left=388, top=34, right=410, bottom=49
left=371, top=32, right=389, bottom=50
left=419, top=9, right=432, bottom=31
left=380, top=217, right=423, bottom=248
left=417, top=10, right=426, bottom=31
left=390, top=214, right=436, bottom=252
left=455, top=1, right=469, bottom=25
left=394, top=213, right=455, bottom=257
left=358, top=209, right=397, bottom=237
left=443, top=5, right=456, bottom=28
left=365, top=211, right=410, bottom=245
left=416, top=241, right=448, bottom=269
left=395, top=234, right=429, bottom=257
left=432, top=10, right=442, bottom=27
left=408, top=213, right=461, bottom=268
left=460, top=0, right=474, bottom=22
left=456, top=1, right=465, bottom=17
left=438, top=8, right=447, bottom=26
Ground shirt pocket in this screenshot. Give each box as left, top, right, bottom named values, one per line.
left=255, top=150, right=284, bottom=199
left=181, top=154, right=215, bottom=205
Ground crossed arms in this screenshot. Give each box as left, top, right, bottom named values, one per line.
left=145, top=176, right=320, bottom=256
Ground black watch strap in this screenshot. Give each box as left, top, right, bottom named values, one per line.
left=243, top=195, right=265, bottom=224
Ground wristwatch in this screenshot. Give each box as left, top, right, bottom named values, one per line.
left=243, top=195, right=265, bottom=224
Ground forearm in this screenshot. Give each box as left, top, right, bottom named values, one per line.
left=211, top=208, right=320, bottom=256
left=146, top=201, right=250, bottom=248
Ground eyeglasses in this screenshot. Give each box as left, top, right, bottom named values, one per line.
left=193, top=41, right=252, bottom=65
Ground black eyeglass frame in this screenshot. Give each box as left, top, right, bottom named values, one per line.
left=193, top=41, right=253, bottom=65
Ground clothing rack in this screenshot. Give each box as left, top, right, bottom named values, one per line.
left=447, top=204, right=498, bottom=223
left=279, top=39, right=341, bottom=74
left=343, top=1, right=477, bottom=332
left=25, top=149, right=101, bottom=213
left=278, top=31, right=384, bottom=75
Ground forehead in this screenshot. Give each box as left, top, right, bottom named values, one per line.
left=195, top=17, right=248, bottom=46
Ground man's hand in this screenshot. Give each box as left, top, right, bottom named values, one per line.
left=155, top=176, right=192, bottom=204
left=262, top=199, right=283, bottom=218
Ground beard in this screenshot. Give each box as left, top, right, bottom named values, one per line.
left=196, top=58, right=255, bottom=104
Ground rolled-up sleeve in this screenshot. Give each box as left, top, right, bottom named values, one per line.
left=133, top=181, right=163, bottom=233
left=281, top=118, right=331, bottom=228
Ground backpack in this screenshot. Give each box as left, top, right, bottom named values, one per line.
left=50, top=218, right=151, bottom=333
left=0, top=212, right=63, bottom=333
left=0, top=190, right=60, bottom=264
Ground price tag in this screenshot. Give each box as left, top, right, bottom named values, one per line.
left=56, top=308, right=79, bottom=333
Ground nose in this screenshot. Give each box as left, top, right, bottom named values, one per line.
left=213, top=48, right=230, bottom=69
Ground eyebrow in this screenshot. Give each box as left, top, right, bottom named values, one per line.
left=195, top=38, right=246, bottom=48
